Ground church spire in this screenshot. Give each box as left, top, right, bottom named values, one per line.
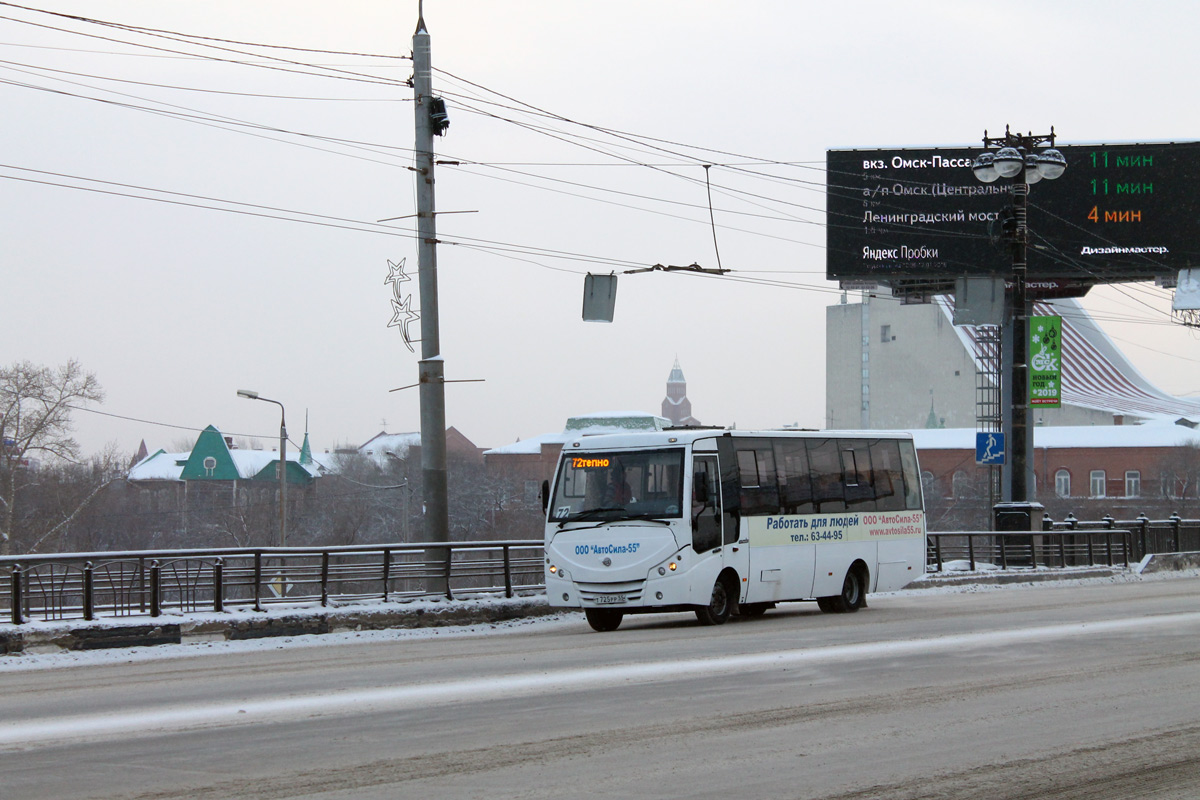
left=662, top=359, right=700, bottom=426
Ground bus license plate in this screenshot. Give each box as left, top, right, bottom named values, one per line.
left=594, top=593, right=626, bottom=605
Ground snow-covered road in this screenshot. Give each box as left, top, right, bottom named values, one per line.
left=3, top=572, right=1199, bottom=799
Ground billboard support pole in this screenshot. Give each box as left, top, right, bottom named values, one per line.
left=972, top=127, right=1065, bottom=534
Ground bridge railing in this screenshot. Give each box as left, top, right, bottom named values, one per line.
left=1041, top=513, right=1199, bottom=562
left=0, top=541, right=545, bottom=626
left=926, top=529, right=1133, bottom=573
left=5, top=519, right=1186, bottom=625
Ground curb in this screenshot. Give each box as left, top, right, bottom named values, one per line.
left=908, top=567, right=1123, bottom=588
left=0, top=596, right=564, bottom=657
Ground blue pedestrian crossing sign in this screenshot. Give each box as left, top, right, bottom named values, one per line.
left=976, top=432, right=1005, bottom=465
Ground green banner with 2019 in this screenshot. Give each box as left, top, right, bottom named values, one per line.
left=1030, top=316, right=1062, bottom=407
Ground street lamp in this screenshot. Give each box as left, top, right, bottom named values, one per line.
left=972, top=126, right=1066, bottom=531
left=237, top=389, right=287, bottom=547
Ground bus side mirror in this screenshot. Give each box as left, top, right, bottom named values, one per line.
left=541, top=480, right=550, bottom=514
left=693, top=475, right=708, bottom=504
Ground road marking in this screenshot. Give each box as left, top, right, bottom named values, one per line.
left=4, top=611, right=1199, bottom=748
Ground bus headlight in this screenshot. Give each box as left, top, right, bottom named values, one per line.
left=652, top=558, right=680, bottom=578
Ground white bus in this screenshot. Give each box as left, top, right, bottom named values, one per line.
left=543, top=429, right=925, bottom=632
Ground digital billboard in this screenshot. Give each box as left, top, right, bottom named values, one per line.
left=826, top=142, right=1200, bottom=285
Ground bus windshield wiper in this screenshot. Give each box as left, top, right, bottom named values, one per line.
left=558, top=507, right=625, bottom=527
left=620, top=513, right=673, bottom=526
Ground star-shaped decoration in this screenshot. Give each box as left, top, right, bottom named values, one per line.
left=387, top=294, right=420, bottom=352
left=384, top=258, right=411, bottom=288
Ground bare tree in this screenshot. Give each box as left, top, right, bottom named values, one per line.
left=0, top=359, right=104, bottom=554
left=1157, top=440, right=1200, bottom=516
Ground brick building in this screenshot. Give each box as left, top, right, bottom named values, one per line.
left=913, top=424, right=1200, bottom=528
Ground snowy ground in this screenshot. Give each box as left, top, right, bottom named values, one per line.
left=3, top=567, right=1195, bottom=673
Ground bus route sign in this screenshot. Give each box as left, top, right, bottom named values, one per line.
left=827, top=141, right=1200, bottom=284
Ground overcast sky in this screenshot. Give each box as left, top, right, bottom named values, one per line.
left=2, top=0, right=1198, bottom=459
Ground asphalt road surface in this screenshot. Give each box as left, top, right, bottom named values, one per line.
left=3, top=575, right=1199, bottom=799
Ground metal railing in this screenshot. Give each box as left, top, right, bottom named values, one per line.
left=1, top=540, right=545, bottom=625
left=927, top=529, right=1133, bottom=573
left=1042, top=513, right=1199, bottom=562
left=5, top=515, right=1194, bottom=625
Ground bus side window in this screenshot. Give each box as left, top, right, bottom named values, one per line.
left=898, top=440, right=924, bottom=510
left=735, top=444, right=780, bottom=516
left=807, top=439, right=846, bottom=513
left=870, top=439, right=905, bottom=512
left=841, top=440, right=877, bottom=511
left=774, top=439, right=814, bottom=515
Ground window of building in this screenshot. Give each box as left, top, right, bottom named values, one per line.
left=1125, top=470, right=1141, bottom=498
left=880, top=324, right=891, bottom=343
left=1090, top=470, right=1106, bottom=498
left=1055, top=469, right=1070, bottom=498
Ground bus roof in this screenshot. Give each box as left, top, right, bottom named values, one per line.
left=558, top=429, right=916, bottom=452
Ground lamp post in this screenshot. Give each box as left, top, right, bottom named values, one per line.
left=972, top=127, right=1066, bottom=532
left=237, top=389, right=287, bottom=547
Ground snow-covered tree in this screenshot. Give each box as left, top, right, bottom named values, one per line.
left=0, top=359, right=104, bottom=554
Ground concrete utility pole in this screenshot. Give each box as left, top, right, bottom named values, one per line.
left=412, top=5, right=451, bottom=593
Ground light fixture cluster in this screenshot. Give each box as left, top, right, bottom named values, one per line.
left=972, top=127, right=1067, bottom=185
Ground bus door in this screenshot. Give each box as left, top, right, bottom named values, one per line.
left=693, top=442, right=748, bottom=596
left=691, top=455, right=723, bottom=554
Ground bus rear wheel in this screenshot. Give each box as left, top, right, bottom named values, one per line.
left=585, top=608, right=624, bottom=632
left=695, top=577, right=732, bottom=626
left=818, top=567, right=867, bottom=614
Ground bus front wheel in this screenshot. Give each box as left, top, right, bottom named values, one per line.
left=818, top=567, right=867, bottom=614
left=585, top=608, right=624, bottom=632
left=694, top=577, right=732, bottom=626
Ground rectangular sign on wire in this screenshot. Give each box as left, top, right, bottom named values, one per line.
left=1029, top=315, right=1062, bottom=407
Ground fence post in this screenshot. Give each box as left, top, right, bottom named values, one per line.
left=1057, top=532, right=1067, bottom=568
left=968, top=535, right=976, bottom=572
left=1104, top=532, right=1114, bottom=566
left=444, top=545, right=454, bottom=601
left=83, top=561, right=94, bottom=621
left=1042, top=513, right=1053, bottom=532
left=1086, top=532, right=1095, bottom=566
left=382, top=549, right=391, bottom=601
left=139, top=556, right=146, bottom=613
left=321, top=551, right=330, bottom=607
left=149, top=560, right=161, bottom=617
left=933, top=535, right=944, bottom=572
left=503, top=546, right=513, bottom=598
left=1136, top=514, right=1149, bottom=560
left=254, top=551, right=262, bottom=612
left=998, top=534, right=1008, bottom=570
left=11, top=565, right=22, bottom=625
left=213, top=558, right=224, bottom=613
left=1065, top=513, right=1078, bottom=530
left=1170, top=513, right=1182, bottom=552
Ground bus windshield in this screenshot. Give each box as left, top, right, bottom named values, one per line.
left=549, top=448, right=685, bottom=523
